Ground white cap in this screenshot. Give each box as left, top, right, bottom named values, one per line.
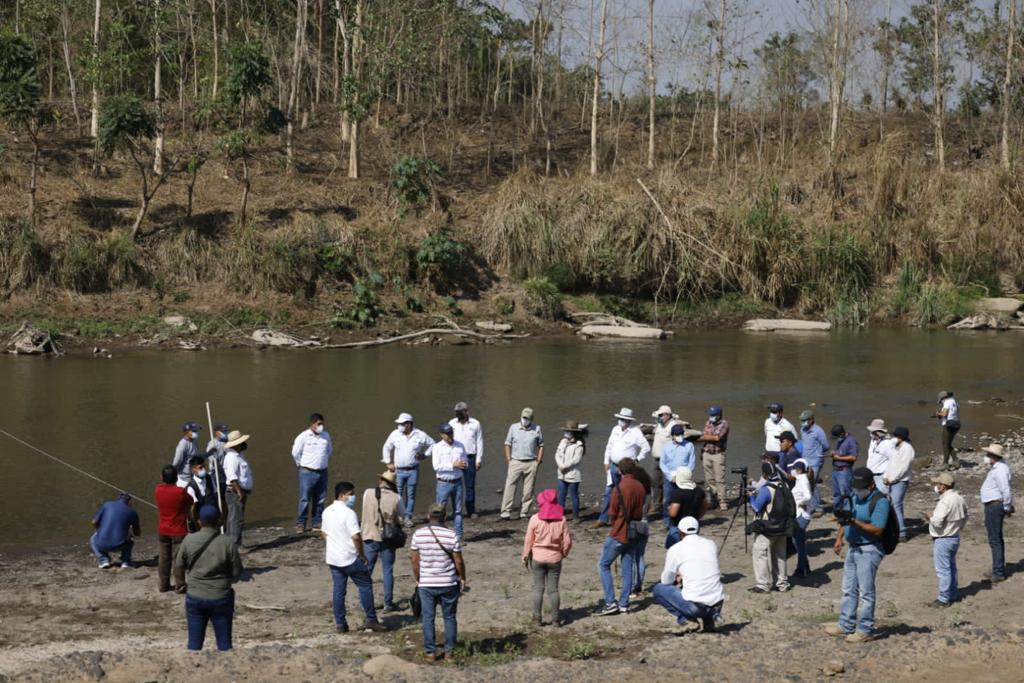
left=395, top=413, right=414, bottom=424
left=677, top=516, right=699, bottom=534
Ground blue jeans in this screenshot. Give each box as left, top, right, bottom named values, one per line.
left=185, top=592, right=234, bottom=651
left=598, top=464, right=621, bottom=524
left=665, top=526, right=681, bottom=549
left=832, top=468, right=852, bottom=504
left=888, top=480, right=908, bottom=537
left=933, top=536, right=960, bottom=603
left=463, top=456, right=477, bottom=515
left=839, top=544, right=883, bottom=635
left=296, top=468, right=328, bottom=528
left=662, top=480, right=673, bottom=528
left=419, top=584, right=460, bottom=655
left=436, top=479, right=464, bottom=538
left=632, top=533, right=649, bottom=593
left=330, top=560, right=378, bottom=628
left=89, top=533, right=133, bottom=566
left=557, top=480, right=580, bottom=517
left=364, top=540, right=397, bottom=607
left=651, top=582, right=720, bottom=624
left=985, top=503, right=1006, bottom=578
left=598, top=536, right=637, bottom=609
left=397, top=467, right=419, bottom=520
left=793, top=522, right=810, bottom=574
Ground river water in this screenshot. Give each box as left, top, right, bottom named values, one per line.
left=1, top=329, right=1021, bottom=551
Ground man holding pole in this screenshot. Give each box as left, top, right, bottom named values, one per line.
left=292, top=413, right=333, bottom=534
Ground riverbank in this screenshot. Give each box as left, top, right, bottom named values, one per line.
left=3, top=428, right=1022, bottom=681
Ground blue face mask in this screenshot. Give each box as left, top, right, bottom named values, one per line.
left=218, top=433, right=228, bottom=443
left=344, top=495, right=356, bottom=509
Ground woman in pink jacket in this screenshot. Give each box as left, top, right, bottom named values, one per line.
left=522, top=489, right=573, bottom=626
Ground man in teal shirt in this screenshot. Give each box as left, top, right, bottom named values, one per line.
left=825, top=467, right=889, bottom=643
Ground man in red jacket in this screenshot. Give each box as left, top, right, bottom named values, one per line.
left=154, top=464, right=191, bottom=593
left=596, top=458, right=646, bottom=615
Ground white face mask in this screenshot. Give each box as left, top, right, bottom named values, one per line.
left=313, top=424, right=324, bottom=435
left=672, top=435, right=684, bottom=444
left=800, top=420, right=810, bottom=429
left=521, top=418, right=531, bottom=427
left=195, top=469, right=206, bottom=478
left=770, top=413, right=781, bottom=423
left=658, top=414, right=670, bottom=425
left=563, top=431, right=574, bottom=440
left=986, top=456, right=995, bottom=467
left=710, top=415, right=720, bottom=424
left=933, top=485, right=941, bottom=495
left=617, top=419, right=630, bottom=430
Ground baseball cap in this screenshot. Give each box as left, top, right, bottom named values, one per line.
left=852, top=467, right=874, bottom=488
left=428, top=503, right=446, bottom=517
left=198, top=505, right=220, bottom=524
left=521, top=407, right=534, bottom=419
left=707, top=405, right=723, bottom=416
left=678, top=516, right=700, bottom=534
left=182, top=421, right=201, bottom=432
left=769, top=402, right=783, bottom=412
left=830, top=424, right=845, bottom=437
left=439, top=423, right=454, bottom=435
left=454, top=401, right=469, bottom=412
left=799, top=409, right=814, bottom=421
left=670, top=423, right=686, bottom=436
left=214, top=422, right=228, bottom=432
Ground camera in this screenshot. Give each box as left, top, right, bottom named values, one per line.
left=834, top=508, right=854, bottom=526
left=731, top=465, right=748, bottom=476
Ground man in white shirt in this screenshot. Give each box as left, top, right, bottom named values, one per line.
left=864, top=419, right=892, bottom=493
left=764, top=402, right=797, bottom=452
left=596, top=408, right=651, bottom=527
left=979, top=443, right=1014, bottom=583
left=921, top=472, right=968, bottom=607
left=382, top=413, right=435, bottom=527
left=321, top=481, right=388, bottom=633
left=933, top=390, right=961, bottom=470
left=450, top=402, right=483, bottom=518
left=430, top=424, right=468, bottom=539
left=650, top=405, right=682, bottom=517
left=292, top=412, right=333, bottom=534
left=651, top=516, right=724, bottom=632
left=222, top=431, right=253, bottom=548
left=882, top=426, right=915, bottom=542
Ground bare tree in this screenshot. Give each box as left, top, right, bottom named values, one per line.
left=59, top=1, right=83, bottom=134
left=827, top=0, right=850, bottom=164
left=711, top=0, right=726, bottom=169
left=590, top=0, right=609, bottom=176
left=647, top=0, right=656, bottom=169
left=153, top=0, right=165, bottom=175
left=932, top=0, right=946, bottom=174
left=348, top=0, right=364, bottom=179
left=1002, top=0, right=1018, bottom=171
left=286, top=0, right=308, bottom=173
left=89, top=0, right=101, bottom=139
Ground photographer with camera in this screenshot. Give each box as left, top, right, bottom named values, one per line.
left=825, top=467, right=889, bottom=643
left=747, top=463, right=795, bottom=594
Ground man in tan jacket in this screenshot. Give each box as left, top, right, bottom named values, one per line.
left=922, top=472, right=968, bottom=608
left=361, top=471, right=405, bottom=612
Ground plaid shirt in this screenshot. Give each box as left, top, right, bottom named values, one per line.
left=701, top=419, right=730, bottom=454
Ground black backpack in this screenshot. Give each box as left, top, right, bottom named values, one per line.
left=748, top=481, right=795, bottom=537
left=376, top=487, right=406, bottom=549
left=867, top=491, right=901, bottom=555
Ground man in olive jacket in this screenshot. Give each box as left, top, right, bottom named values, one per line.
left=175, top=505, right=243, bottom=651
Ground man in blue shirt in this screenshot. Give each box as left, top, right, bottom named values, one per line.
left=799, top=410, right=829, bottom=481
left=90, top=493, right=142, bottom=569
left=776, top=431, right=800, bottom=472
left=660, top=424, right=697, bottom=525
left=825, top=467, right=889, bottom=642
left=830, top=425, right=859, bottom=506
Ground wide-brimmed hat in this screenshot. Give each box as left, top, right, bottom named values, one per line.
left=673, top=467, right=696, bottom=490
left=561, top=420, right=587, bottom=432
left=380, top=470, right=397, bottom=485
left=866, top=419, right=887, bottom=434
left=678, top=516, right=700, bottom=534
left=536, top=489, right=564, bottom=521
left=930, top=472, right=956, bottom=488
left=937, top=390, right=951, bottom=403
left=614, top=407, right=636, bottom=421
left=225, top=430, right=250, bottom=449
left=394, top=412, right=414, bottom=424
left=652, top=405, right=678, bottom=419
left=983, top=443, right=1006, bottom=458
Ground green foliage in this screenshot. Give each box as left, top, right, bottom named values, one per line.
left=495, top=296, right=515, bottom=316
left=0, top=31, right=41, bottom=127
left=754, top=32, right=816, bottom=112
left=97, top=95, right=155, bottom=157
left=416, top=229, right=466, bottom=291
left=318, top=244, right=354, bottom=281
left=0, top=216, right=46, bottom=291
left=392, top=155, right=443, bottom=214
left=55, top=234, right=111, bottom=293
left=567, top=639, right=597, bottom=661
left=523, top=276, right=563, bottom=320
left=345, top=275, right=384, bottom=327
left=914, top=282, right=977, bottom=326
left=740, top=186, right=806, bottom=307
left=340, top=75, right=374, bottom=121
left=809, top=228, right=874, bottom=326
left=222, top=41, right=272, bottom=107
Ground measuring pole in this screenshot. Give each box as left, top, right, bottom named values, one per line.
left=206, top=401, right=225, bottom=534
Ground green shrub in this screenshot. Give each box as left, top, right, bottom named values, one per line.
left=524, top=276, right=563, bottom=320
left=543, top=261, right=577, bottom=291
left=914, top=282, right=976, bottom=326
left=318, top=243, right=354, bottom=281
left=495, top=296, right=515, bottom=316
left=0, top=217, right=47, bottom=291
left=55, top=234, right=108, bottom=292
left=344, top=274, right=383, bottom=327
left=415, top=229, right=465, bottom=292
left=392, top=155, right=442, bottom=215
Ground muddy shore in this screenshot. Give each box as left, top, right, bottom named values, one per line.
left=2, top=426, right=1023, bottom=682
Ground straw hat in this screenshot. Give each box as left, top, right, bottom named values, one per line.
left=983, top=443, right=1006, bottom=459
left=614, top=407, right=636, bottom=421
left=930, top=472, right=955, bottom=488
left=380, top=470, right=397, bottom=485
left=561, top=420, right=587, bottom=432
left=673, top=467, right=696, bottom=490
left=225, top=430, right=250, bottom=449
left=866, top=419, right=887, bottom=434
left=651, top=405, right=679, bottom=419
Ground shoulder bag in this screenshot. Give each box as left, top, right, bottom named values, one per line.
left=376, top=487, right=406, bottom=549
left=613, top=480, right=649, bottom=542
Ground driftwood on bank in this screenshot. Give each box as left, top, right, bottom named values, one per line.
left=250, top=328, right=323, bottom=348
left=323, top=317, right=529, bottom=349
left=577, top=324, right=666, bottom=340
left=6, top=323, right=64, bottom=356
left=743, top=318, right=832, bottom=332
left=947, top=315, right=1012, bottom=331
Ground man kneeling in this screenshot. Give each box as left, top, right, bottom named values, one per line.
left=651, top=516, right=724, bottom=632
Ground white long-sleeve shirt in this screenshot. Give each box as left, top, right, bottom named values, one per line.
left=291, top=429, right=333, bottom=470
left=980, top=461, right=1014, bottom=510
left=382, top=428, right=435, bottom=468
left=554, top=439, right=585, bottom=483
left=604, top=425, right=651, bottom=466
left=792, top=473, right=817, bottom=522
left=429, top=439, right=466, bottom=481
left=866, top=435, right=893, bottom=475
left=883, top=440, right=915, bottom=483
left=449, top=417, right=484, bottom=462
left=764, top=416, right=797, bottom=452
left=928, top=489, right=968, bottom=537
left=659, top=534, right=724, bottom=607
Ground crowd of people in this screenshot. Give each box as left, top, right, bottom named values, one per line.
left=84, top=391, right=1015, bottom=660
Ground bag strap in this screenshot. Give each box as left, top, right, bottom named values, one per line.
left=375, top=486, right=384, bottom=522
left=426, top=524, right=456, bottom=562
left=186, top=531, right=220, bottom=572
left=613, top=479, right=637, bottom=521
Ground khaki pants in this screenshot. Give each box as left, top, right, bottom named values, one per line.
left=752, top=534, right=790, bottom=591
left=157, top=534, right=186, bottom=591
left=501, top=459, right=538, bottom=518
left=702, top=450, right=727, bottom=508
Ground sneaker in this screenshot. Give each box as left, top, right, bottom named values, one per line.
left=596, top=603, right=621, bottom=616
left=846, top=631, right=873, bottom=643
left=700, top=617, right=717, bottom=633
left=470, top=513, right=480, bottom=519
left=928, top=599, right=951, bottom=609
left=402, top=518, right=414, bottom=528
left=747, top=586, right=769, bottom=594
left=421, top=651, right=442, bottom=663
left=591, top=521, right=608, bottom=529
left=294, top=525, right=306, bottom=535
left=336, top=624, right=349, bottom=634
left=898, top=534, right=908, bottom=543
left=824, top=624, right=850, bottom=637
left=383, top=603, right=401, bottom=613
left=775, top=584, right=791, bottom=593
left=311, top=526, right=322, bottom=533
left=99, top=561, right=112, bottom=569
left=500, top=513, right=511, bottom=521
left=531, top=615, right=543, bottom=627
left=361, top=621, right=390, bottom=633
left=120, top=562, right=133, bottom=569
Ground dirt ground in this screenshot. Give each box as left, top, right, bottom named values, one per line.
left=2, top=436, right=1023, bottom=682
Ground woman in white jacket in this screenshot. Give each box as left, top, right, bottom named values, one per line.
left=882, top=426, right=915, bottom=542
left=789, top=458, right=817, bottom=578
left=554, top=421, right=586, bottom=521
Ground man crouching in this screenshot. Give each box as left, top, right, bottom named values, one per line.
left=651, top=516, right=724, bottom=632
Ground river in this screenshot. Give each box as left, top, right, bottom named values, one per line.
left=1, top=329, right=1020, bottom=551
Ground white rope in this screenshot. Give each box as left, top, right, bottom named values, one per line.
left=0, top=428, right=158, bottom=510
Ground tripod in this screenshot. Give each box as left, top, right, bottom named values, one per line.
left=718, top=470, right=750, bottom=555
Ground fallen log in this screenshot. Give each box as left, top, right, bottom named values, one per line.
left=947, top=315, right=1010, bottom=331
left=323, top=328, right=530, bottom=349
left=6, top=323, right=64, bottom=356
left=743, top=318, right=832, bottom=332
left=475, top=321, right=513, bottom=333
left=578, top=324, right=665, bottom=340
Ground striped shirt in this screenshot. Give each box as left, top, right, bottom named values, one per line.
left=411, top=524, right=461, bottom=587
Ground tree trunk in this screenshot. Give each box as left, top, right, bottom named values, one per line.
left=210, top=0, right=220, bottom=97
left=130, top=157, right=151, bottom=239
left=827, top=0, right=849, bottom=165
left=27, top=127, right=38, bottom=227
left=712, top=0, right=726, bottom=169
left=646, top=0, right=656, bottom=170
left=1002, top=0, right=1017, bottom=171
left=153, top=0, right=164, bottom=176
left=286, top=0, right=308, bottom=174
left=59, top=2, right=83, bottom=134
left=90, top=0, right=101, bottom=139
left=335, top=0, right=351, bottom=142
left=932, top=0, right=946, bottom=174
left=347, top=0, right=363, bottom=179
left=590, top=0, right=608, bottom=176
left=239, top=156, right=250, bottom=226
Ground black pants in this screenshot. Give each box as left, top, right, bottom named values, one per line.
left=941, top=426, right=960, bottom=467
